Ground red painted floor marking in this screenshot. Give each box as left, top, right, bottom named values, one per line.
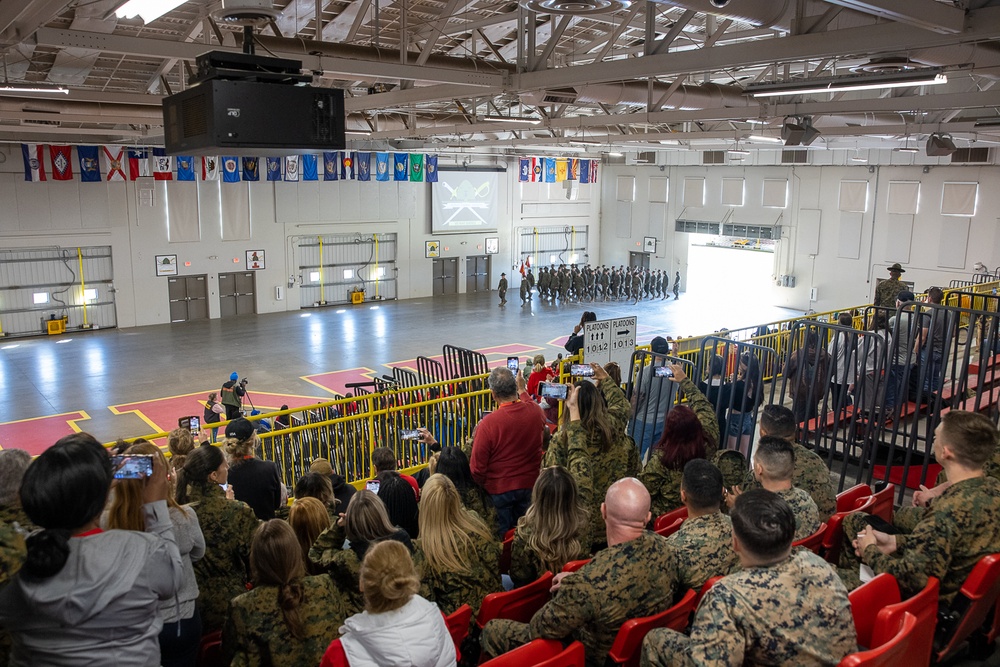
left=0, top=412, right=91, bottom=456
left=300, top=367, right=380, bottom=396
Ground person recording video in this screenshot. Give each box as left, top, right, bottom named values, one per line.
left=221, top=372, right=247, bottom=420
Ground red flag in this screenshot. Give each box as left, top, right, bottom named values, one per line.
left=50, top=145, right=73, bottom=180
left=519, top=261, right=526, bottom=277
left=525, top=256, right=531, bottom=268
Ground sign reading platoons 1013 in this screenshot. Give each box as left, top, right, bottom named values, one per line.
left=584, top=316, right=637, bottom=370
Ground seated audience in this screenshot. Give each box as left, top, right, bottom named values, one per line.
left=320, top=540, right=456, bottom=667
left=105, top=442, right=205, bottom=667
left=741, top=405, right=836, bottom=522
left=176, top=443, right=260, bottom=632
left=482, top=478, right=678, bottom=667
left=510, top=466, right=590, bottom=588
left=642, top=489, right=855, bottom=666
left=372, top=446, right=420, bottom=499
left=0, top=433, right=183, bottom=665
left=224, top=417, right=283, bottom=520
left=377, top=471, right=420, bottom=539
left=223, top=520, right=354, bottom=666
left=309, top=490, right=412, bottom=610
left=667, top=460, right=739, bottom=591
left=736, top=437, right=820, bottom=541
left=432, top=446, right=497, bottom=534
left=310, top=458, right=356, bottom=512
left=839, top=410, right=1000, bottom=605
left=276, top=471, right=338, bottom=522
left=289, top=496, right=333, bottom=575
left=413, top=474, right=501, bottom=616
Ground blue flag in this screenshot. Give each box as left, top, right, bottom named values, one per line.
left=544, top=158, right=556, bottom=183
left=426, top=155, right=438, bottom=183
left=375, top=153, right=390, bottom=181
left=175, top=156, right=195, bottom=181
left=394, top=153, right=408, bottom=181
left=519, top=158, right=530, bottom=182
left=579, top=159, right=590, bottom=184
left=323, top=152, right=339, bottom=180
left=357, top=152, right=371, bottom=181
left=77, top=146, right=102, bottom=182
left=222, top=157, right=240, bottom=183
left=242, top=157, right=259, bottom=181
left=302, top=154, right=318, bottom=181
left=266, top=157, right=282, bottom=181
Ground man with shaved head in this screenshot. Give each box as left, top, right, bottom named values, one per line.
left=481, top=478, right=678, bottom=667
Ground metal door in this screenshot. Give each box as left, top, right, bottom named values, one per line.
left=465, top=255, right=491, bottom=293
left=220, top=272, right=257, bottom=317
left=168, top=274, right=208, bottom=322
left=432, top=258, right=458, bottom=296
left=629, top=252, right=650, bottom=270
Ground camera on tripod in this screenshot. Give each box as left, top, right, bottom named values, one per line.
left=240, top=378, right=249, bottom=386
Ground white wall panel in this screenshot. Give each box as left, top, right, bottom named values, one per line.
left=938, top=217, right=970, bottom=268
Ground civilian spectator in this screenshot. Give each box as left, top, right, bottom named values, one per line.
left=310, top=457, right=356, bottom=512
left=827, top=313, right=857, bottom=414
left=434, top=446, right=497, bottom=534
left=378, top=471, right=420, bottom=539
left=224, top=520, right=354, bottom=667
left=321, top=540, right=456, bottom=667
left=289, top=496, right=333, bottom=575
left=726, top=354, right=763, bottom=458
left=413, top=474, right=501, bottom=616
left=293, top=472, right=337, bottom=519
left=203, top=392, right=224, bottom=443
left=783, top=331, right=830, bottom=425
left=855, top=314, right=892, bottom=418
left=916, top=286, right=949, bottom=395
left=564, top=311, right=597, bottom=355
left=630, top=336, right=679, bottom=460
left=470, top=367, right=547, bottom=535
left=176, top=443, right=259, bottom=632
left=0, top=433, right=182, bottom=666
left=372, top=446, right=420, bottom=500
left=167, top=427, right=195, bottom=474
left=275, top=404, right=291, bottom=429
left=224, top=417, right=282, bottom=520
left=527, top=354, right=555, bottom=398
left=698, top=354, right=733, bottom=438
left=510, top=466, right=590, bottom=588
left=886, top=290, right=918, bottom=412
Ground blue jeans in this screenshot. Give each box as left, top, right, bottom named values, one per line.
left=159, top=608, right=202, bottom=667
left=921, top=350, right=943, bottom=393
left=884, top=363, right=907, bottom=410
left=633, top=419, right=665, bottom=461
left=491, top=489, right=532, bottom=537
left=727, top=412, right=754, bottom=437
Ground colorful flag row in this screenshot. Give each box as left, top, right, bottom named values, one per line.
left=518, top=157, right=599, bottom=184
left=20, top=145, right=445, bottom=184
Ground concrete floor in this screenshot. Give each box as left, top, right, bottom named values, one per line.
left=0, top=288, right=800, bottom=443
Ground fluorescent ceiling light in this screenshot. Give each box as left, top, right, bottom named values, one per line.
left=345, top=130, right=372, bottom=136
left=606, top=151, right=623, bottom=157
left=569, top=139, right=602, bottom=145
left=895, top=146, right=919, bottom=153
left=747, top=69, right=947, bottom=98
left=115, top=0, right=188, bottom=23
left=727, top=149, right=750, bottom=156
left=0, top=85, right=69, bottom=94
left=482, top=115, right=541, bottom=125
left=747, top=135, right=784, bottom=144
left=850, top=155, right=868, bottom=163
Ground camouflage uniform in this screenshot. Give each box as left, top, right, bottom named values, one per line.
left=460, top=485, right=499, bottom=536
left=777, top=487, right=821, bottom=541
left=559, top=270, right=570, bottom=301
left=599, top=270, right=610, bottom=300
left=188, top=483, right=260, bottom=632
left=838, top=476, right=1000, bottom=605
left=0, top=522, right=25, bottom=588
left=222, top=574, right=356, bottom=667
left=498, top=276, right=508, bottom=305
left=413, top=514, right=502, bottom=616
left=661, top=272, right=669, bottom=299
left=631, top=273, right=642, bottom=302
left=665, top=512, right=739, bottom=591
left=519, top=280, right=529, bottom=304
left=482, top=531, right=678, bottom=667
left=510, top=517, right=592, bottom=589
left=610, top=271, right=621, bottom=300
left=874, top=277, right=906, bottom=308
left=642, top=550, right=855, bottom=667
left=309, top=523, right=365, bottom=610
left=538, top=268, right=550, bottom=298
left=742, top=442, right=836, bottom=522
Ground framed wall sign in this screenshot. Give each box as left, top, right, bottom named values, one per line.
left=485, top=237, right=499, bottom=254
left=425, top=240, right=440, bottom=258
left=246, top=250, right=265, bottom=270
left=155, top=254, right=178, bottom=276
left=643, top=236, right=656, bottom=253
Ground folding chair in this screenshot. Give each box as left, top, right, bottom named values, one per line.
left=607, top=589, right=698, bottom=667
left=478, top=572, right=555, bottom=630
left=872, top=577, right=938, bottom=667
left=792, top=522, right=827, bottom=555
left=934, top=553, right=1000, bottom=664
left=837, top=484, right=872, bottom=513
left=561, top=559, right=590, bottom=574
left=499, top=528, right=515, bottom=575
left=848, top=573, right=901, bottom=650
left=444, top=604, right=473, bottom=662
left=481, top=639, right=585, bottom=667
left=653, top=506, right=687, bottom=533
left=868, top=484, right=895, bottom=523
left=837, top=612, right=917, bottom=667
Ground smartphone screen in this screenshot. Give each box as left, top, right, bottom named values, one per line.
left=189, top=416, right=200, bottom=436
left=366, top=480, right=381, bottom=493
left=111, top=454, right=154, bottom=480
left=400, top=428, right=420, bottom=440
left=570, top=364, right=594, bottom=377
left=654, top=366, right=674, bottom=378
left=507, top=356, right=519, bottom=372
left=540, top=382, right=568, bottom=400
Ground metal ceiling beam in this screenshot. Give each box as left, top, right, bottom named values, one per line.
left=0, top=0, right=71, bottom=46
left=0, top=123, right=147, bottom=137
left=819, top=0, right=965, bottom=35
left=145, top=19, right=205, bottom=94
left=344, top=83, right=492, bottom=111
left=586, top=3, right=642, bottom=62
left=415, top=0, right=469, bottom=67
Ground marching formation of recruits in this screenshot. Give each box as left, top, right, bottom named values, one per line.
left=532, top=265, right=680, bottom=303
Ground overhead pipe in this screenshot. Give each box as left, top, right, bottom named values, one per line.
left=521, top=81, right=750, bottom=110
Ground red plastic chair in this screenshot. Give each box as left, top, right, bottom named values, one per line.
left=653, top=506, right=687, bottom=533
left=873, top=577, right=938, bottom=667
left=444, top=604, right=473, bottom=662
left=561, top=559, right=590, bottom=573
left=837, top=612, right=917, bottom=667
left=693, top=575, right=725, bottom=607
left=481, top=639, right=585, bottom=667
left=848, top=573, right=901, bottom=650
left=868, top=484, right=895, bottom=523
left=654, top=517, right=684, bottom=539
left=607, top=589, right=698, bottom=667
left=837, top=484, right=872, bottom=513
left=823, top=496, right=878, bottom=563
left=499, top=528, right=515, bottom=575
left=196, top=630, right=223, bottom=667
left=935, top=553, right=1000, bottom=664
left=792, top=522, right=827, bottom=555
left=477, top=571, right=555, bottom=630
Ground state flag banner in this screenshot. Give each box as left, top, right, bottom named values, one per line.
left=152, top=148, right=173, bottom=181
left=579, top=159, right=590, bottom=184
left=568, top=159, right=579, bottom=181
left=128, top=149, right=150, bottom=180
left=556, top=159, right=568, bottom=182
left=50, top=145, right=73, bottom=181
left=202, top=156, right=220, bottom=181
left=519, top=158, right=530, bottom=182
left=375, top=153, right=390, bottom=181
left=426, top=155, right=439, bottom=183
left=284, top=155, right=300, bottom=182
left=589, top=160, right=599, bottom=184
left=342, top=152, right=355, bottom=180
left=531, top=157, right=542, bottom=182
left=77, top=146, right=102, bottom=182
left=21, top=144, right=46, bottom=182
left=266, top=157, right=282, bottom=181
left=242, top=157, right=260, bottom=181
left=102, top=146, right=126, bottom=182
left=409, top=154, right=424, bottom=182
left=175, top=156, right=196, bottom=182
left=323, top=152, right=339, bottom=180
left=544, top=158, right=556, bottom=183
left=222, top=157, right=241, bottom=183
left=393, top=153, right=408, bottom=181
left=357, top=152, right=371, bottom=181
left=302, top=154, right=318, bottom=181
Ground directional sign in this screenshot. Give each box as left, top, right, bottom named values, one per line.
left=584, top=316, right=637, bottom=369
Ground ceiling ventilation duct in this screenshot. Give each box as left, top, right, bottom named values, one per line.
left=212, top=0, right=280, bottom=23
left=521, top=0, right=631, bottom=14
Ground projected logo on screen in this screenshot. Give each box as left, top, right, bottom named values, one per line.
left=431, top=171, right=500, bottom=233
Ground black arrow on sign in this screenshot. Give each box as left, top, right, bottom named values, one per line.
left=617, top=329, right=631, bottom=336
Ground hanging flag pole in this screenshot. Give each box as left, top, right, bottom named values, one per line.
left=318, top=236, right=326, bottom=305
left=78, top=248, right=91, bottom=329
left=374, top=235, right=380, bottom=300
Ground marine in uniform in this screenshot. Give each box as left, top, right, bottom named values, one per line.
left=874, top=263, right=907, bottom=308
left=526, top=268, right=535, bottom=299
left=519, top=279, right=529, bottom=305
left=673, top=271, right=681, bottom=299
left=610, top=269, right=621, bottom=300
left=739, top=437, right=820, bottom=542
left=497, top=273, right=508, bottom=306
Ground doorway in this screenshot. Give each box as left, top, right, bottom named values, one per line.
left=465, top=255, right=491, bottom=293
left=432, top=258, right=459, bottom=296
left=629, top=252, right=650, bottom=270
left=219, top=271, right=257, bottom=317
left=167, top=275, right=209, bottom=322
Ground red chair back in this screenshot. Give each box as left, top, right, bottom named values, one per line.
left=848, top=573, right=901, bottom=650
left=792, top=522, right=827, bottom=554
left=694, top=575, right=725, bottom=607
left=653, top=506, right=687, bottom=532
left=443, top=604, right=472, bottom=662
left=499, top=528, right=515, bottom=575
left=196, top=630, right=223, bottom=667
left=935, top=553, right=1000, bottom=664
left=868, top=484, right=895, bottom=523
left=561, top=559, right=590, bottom=573
left=481, top=639, right=585, bottom=667
left=873, top=577, right=938, bottom=667
left=654, top=517, right=684, bottom=538
left=477, top=571, right=555, bottom=629
left=837, top=612, right=917, bottom=667
left=837, top=484, right=872, bottom=513
left=824, top=498, right=877, bottom=564
left=607, top=589, right=697, bottom=667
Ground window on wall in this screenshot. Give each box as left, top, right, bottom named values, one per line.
left=721, top=178, right=745, bottom=206
left=683, top=177, right=705, bottom=207
left=616, top=175, right=635, bottom=202
left=941, top=182, right=979, bottom=217
left=887, top=181, right=920, bottom=215
left=32, top=292, right=49, bottom=305
left=839, top=180, right=869, bottom=213
left=309, top=271, right=321, bottom=282
left=343, top=269, right=353, bottom=280
left=762, top=179, right=788, bottom=208
left=649, top=177, right=669, bottom=203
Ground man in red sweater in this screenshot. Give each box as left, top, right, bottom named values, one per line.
left=471, top=367, right=547, bottom=535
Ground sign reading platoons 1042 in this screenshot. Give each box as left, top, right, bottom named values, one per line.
left=583, top=316, right=637, bottom=370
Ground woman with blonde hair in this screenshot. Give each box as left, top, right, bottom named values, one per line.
left=224, top=520, right=354, bottom=667
left=104, top=442, right=204, bottom=667
left=288, top=496, right=332, bottom=574
left=320, top=540, right=455, bottom=667
left=413, top=474, right=501, bottom=616
left=509, top=466, right=589, bottom=588
left=166, top=428, right=195, bottom=474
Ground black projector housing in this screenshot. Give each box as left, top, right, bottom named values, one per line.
left=162, top=52, right=345, bottom=157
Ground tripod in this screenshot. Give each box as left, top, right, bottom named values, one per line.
left=241, top=383, right=257, bottom=416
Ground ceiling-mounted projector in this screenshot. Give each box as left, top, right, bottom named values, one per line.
left=926, top=133, right=957, bottom=157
